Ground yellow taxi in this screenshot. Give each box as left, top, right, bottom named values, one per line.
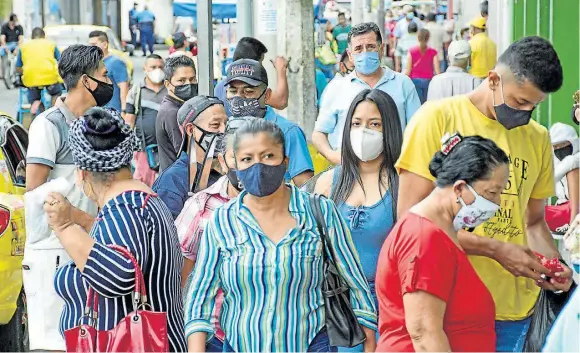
left=44, top=25, right=134, bottom=81
left=0, top=113, right=28, bottom=351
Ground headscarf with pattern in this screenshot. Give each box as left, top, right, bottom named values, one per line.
left=68, top=108, right=140, bottom=172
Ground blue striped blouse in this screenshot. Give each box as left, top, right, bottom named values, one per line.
left=54, top=191, right=187, bottom=352
left=184, top=185, right=377, bottom=352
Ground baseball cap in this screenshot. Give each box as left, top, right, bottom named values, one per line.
left=224, top=59, right=269, bottom=87
left=177, top=95, right=224, bottom=127
left=447, top=40, right=471, bottom=60
left=470, top=16, right=487, bottom=30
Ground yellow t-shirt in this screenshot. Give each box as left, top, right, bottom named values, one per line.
left=396, top=95, right=555, bottom=321
left=469, top=33, right=497, bottom=79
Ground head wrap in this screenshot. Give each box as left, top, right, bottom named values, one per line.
left=69, top=108, right=140, bottom=172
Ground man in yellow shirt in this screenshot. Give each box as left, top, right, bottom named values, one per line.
left=396, top=36, right=574, bottom=352
left=468, top=16, right=497, bottom=79
left=16, top=27, right=63, bottom=115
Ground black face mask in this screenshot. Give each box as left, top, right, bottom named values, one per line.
left=554, top=145, right=574, bottom=161
left=173, top=83, right=198, bottom=101
left=492, top=76, right=535, bottom=130
left=86, top=75, right=114, bottom=107
left=224, top=157, right=243, bottom=191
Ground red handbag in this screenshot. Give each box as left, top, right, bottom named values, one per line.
left=64, top=244, right=169, bottom=352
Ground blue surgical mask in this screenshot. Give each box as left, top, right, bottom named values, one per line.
left=406, top=12, right=415, bottom=20
left=354, top=51, right=381, bottom=75
left=236, top=161, right=287, bottom=197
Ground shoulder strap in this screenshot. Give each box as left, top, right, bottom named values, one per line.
left=134, top=85, right=143, bottom=117
left=309, top=193, right=339, bottom=265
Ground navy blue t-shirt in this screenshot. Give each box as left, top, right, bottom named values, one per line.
left=104, top=55, right=128, bottom=111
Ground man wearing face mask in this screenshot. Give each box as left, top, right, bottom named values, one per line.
left=397, top=36, right=575, bottom=352
left=88, top=30, right=129, bottom=112
left=153, top=95, right=226, bottom=219
left=125, top=54, right=167, bottom=186
left=156, top=55, right=197, bottom=171
left=391, top=5, right=422, bottom=56
left=23, top=44, right=101, bottom=352
left=175, top=117, right=249, bottom=352
left=225, top=59, right=314, bottom=187
left=313, top=22, right=420, bottom=165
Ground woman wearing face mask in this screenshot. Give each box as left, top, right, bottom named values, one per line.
left=375, top=133, right=508, bottom=352
left=43, top=107, right=187, bottom=351
left=545, top=123, right=580, bottom=234
left=404, top=29, right=440, bottom=104
left=314, top=89, right=401, bottom=352
left=175, top=117, right=250, bottom=352
left=185, top=119, right=377, bottom=352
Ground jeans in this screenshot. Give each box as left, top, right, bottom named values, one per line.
left=139, top=25, right=155, bottom=55
left=222, top=329, right=337, bottom=352
left=495, top=317, right=532, bottom=352
left=0, top=42, right=18, bottom=57
left=206, top=337, right=224, bottom=352
left=338, top=281, right=378, bottom=352
left=412, top=78, right=431, bottom=104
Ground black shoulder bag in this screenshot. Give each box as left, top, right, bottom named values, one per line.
left=134, top=86, right=160, bottom=172
left=309, top=193, right=366, bottom=348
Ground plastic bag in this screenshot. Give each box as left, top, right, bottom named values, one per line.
left=523, top=282, right=577, bottom=352
left=316, top=44, right=337, bottom=65
left=24, top=177, right=74, bottom=244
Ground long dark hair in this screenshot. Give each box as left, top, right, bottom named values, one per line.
left=331, top=89, right=402, bottom=220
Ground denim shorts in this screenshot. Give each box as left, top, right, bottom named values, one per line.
left=495, top=317, right=532, bottom=352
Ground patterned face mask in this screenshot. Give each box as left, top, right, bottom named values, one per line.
left=227, top=89, right=267, bottom=118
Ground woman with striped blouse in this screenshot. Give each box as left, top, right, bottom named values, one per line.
left=43, top=107, right=187, bottom=352
left=185, top=119, right=377, bottom=352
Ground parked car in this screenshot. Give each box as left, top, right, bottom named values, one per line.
left=44, top=25, right=134, bottom=81
left=0, top=113, right=28, bottom=351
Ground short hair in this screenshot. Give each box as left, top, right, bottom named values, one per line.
left=429, top=134, right=509, bottom=188
left=31, top=27, right=45, bottom=39
left=58, top=45, right=103, bottom=90
left=9, top=14, right=17, bottom=22
left=408, top=22, right=418, bottom=34
left=89, top=30, right=108, bottom=43
left=497, top=36, right=563, bottom=93
left=147, top=53, right=163, bottom=61
left=348, top=22, right=383, bottom=44
left=233, top=37, right=268, bottom=61
left=338, top=12, right=346, bottom=18
left=426, top=13, right=436, bottom=22
left=480, top=0, right=489, bottom=17
left=233, top=118, right=285, bottom=155
left=164, top=55, right=196, bottom=81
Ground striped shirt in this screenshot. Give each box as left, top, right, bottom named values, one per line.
left=54, top=191, right=187, bottom=352
left=176, top=175, right=230, bottom=341
left=184, top=185, right=377, bottom=352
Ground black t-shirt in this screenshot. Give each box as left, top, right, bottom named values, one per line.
left=155, top=95, right=184, bottom=171
left=1, top=23, right=23, bottom=43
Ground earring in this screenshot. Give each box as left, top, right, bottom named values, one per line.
left=82, top=180, right=94, bottom=198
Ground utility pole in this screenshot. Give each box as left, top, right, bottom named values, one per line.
left=351, top=0, right=364, bottom=25
left=277, top=0, right=316, bottom=137
left=237, top=0, right=254, bottom=38
left=377, top=0, right=385, bottom=40
left=197, top=0, right=214, bottom=96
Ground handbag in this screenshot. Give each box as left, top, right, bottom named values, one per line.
left=64, top=244, right=169, bottom=353
left=309, top=193, right=366, bottom=348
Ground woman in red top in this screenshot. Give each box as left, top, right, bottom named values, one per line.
left=404, top=29, right=440, bottom=104
left=376, top=133, right=509, bottom=352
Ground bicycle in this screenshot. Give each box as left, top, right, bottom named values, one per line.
left=1, top=48, right=18, bottom=89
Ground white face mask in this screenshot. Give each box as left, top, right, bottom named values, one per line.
left=147, top=68, right=165, bottom=84
left=350, top=127, right=383, bottom=162
left=453, top=184, right=500, bottom=231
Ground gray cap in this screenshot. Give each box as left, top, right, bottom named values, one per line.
left=224, top=59, right=269, bottom=87
left=448, top=40, right=471, bottom=61
left=177, top=95, right=224, bottom=126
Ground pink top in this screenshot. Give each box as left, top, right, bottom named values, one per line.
left=409, top=46, right=438, bottom=79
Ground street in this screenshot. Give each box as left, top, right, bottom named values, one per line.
left=0, top=51, right=168, bottom=120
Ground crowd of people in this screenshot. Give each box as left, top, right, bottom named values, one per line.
left=15, top=3, right=580, bottom=353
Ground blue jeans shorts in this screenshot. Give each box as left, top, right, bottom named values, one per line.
left=495, top=317, right=532, bottom=352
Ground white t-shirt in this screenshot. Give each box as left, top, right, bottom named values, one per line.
left=425, top=22, right=446, bottom=60
left=25, top=98, right=97, bottom=250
